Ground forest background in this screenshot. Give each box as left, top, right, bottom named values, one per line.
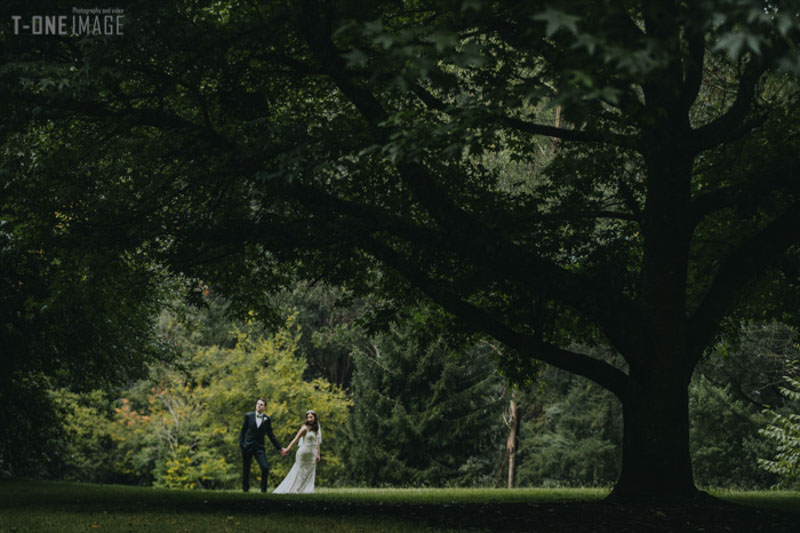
left=3, top=0, right=800, bottom=498
left=7, top=283, right=800, bottom=492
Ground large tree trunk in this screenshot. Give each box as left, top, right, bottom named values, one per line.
left=610, top=362, right=698, bottom=501
left=608, top=127, right=698, bottom=501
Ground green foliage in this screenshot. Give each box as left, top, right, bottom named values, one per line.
left=188, top=321, right=352, bottom=485
left=688, top=321, right=800, bottom=488
left=273, top=282, right=375, bottom=389
left=1, top=117, right=174, bottom=474
left=346, top=323, right=506, bottom=486
left=4, top=0, right=800, bottom=498
left=118, top=375, right=236, bottom=490
left=0, top=196, right=168, bottom=475
left=513, top=330, right=787, bottom=490
left=698, top=323, right=800, bottom=409
left=56, top=318, right=351, bottom=489
left=49, top=390, right=121, bottom=484
left=689, top=375, right=775, bottom=489
left=515, top=366, right=623, bottom=487
left=759, top=371, right=800, bottom=488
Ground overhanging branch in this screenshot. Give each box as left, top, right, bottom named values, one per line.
left=294, top=1, right=645, bottom=364
left=501, top=116, right=635, bottom=148
left=410, top=83, right=635, bottom=148
left=289, top=183, right=644, bottom=366
left=362, top=236, right=629, bottom=398
left=690, top=58, right=766, bottom=153
left=689, top=201, right=800, bottom=362
left=690, top=156, right=800, bottom=227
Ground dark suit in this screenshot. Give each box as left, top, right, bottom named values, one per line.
left=239, top=411, right=282, bottom=492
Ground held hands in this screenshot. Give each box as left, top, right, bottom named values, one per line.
left=280, top=447, right=289, bottom=456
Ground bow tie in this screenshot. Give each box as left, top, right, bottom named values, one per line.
left=257, top=414, right=264, bottom=418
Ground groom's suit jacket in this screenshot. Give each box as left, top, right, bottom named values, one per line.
left=239, top=412, right=282, bottom=452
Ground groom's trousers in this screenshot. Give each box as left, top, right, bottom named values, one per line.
left=241, top=447, right=270, bottom=492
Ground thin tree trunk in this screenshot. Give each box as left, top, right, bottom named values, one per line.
left=506, top=396, right=519, bottom=488
left=550, top=104, right=563, bottom=152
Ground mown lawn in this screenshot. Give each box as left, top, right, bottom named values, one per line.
left=1, top=479, right=798, bottom=532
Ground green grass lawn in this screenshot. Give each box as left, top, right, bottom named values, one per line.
left=708, top=488, right=800, bottom=513
left=1, top=480, right=798, bottom=532
left=1, top=480, right=435, bottom=533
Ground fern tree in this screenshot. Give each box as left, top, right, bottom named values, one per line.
left=759, top=372, right=800, bottom=488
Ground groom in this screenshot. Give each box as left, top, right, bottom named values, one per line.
left=239, top=398, right=288, bottom=492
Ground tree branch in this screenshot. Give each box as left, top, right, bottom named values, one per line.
left=294, top=1, right=645, bottom=365
left=294, top=0, right=388, bottom=127
left=681, top=24, right=706, bottom=110
left=689, top=155, right=800, bottom=227
left=289, top=183, right=644, bottom=364
left=410, top=83, right=636, bottom=148
left=361, top=236, right=629, bottom=398
left=501, top=116, right=635, bottom=148
left=689, top=201, right=800, bottom=363
left=690, top=59, right=766, bottom=153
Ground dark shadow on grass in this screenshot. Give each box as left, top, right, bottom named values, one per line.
left=2, top=480, right=797, bottom=532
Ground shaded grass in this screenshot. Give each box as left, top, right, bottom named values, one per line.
left=314, top=486, right=609, bottom=504
left=1, top=480, right=441, bottom=533
left=0, top=509, right=436, bottom=533
left=0, top=480, right=450, bottom=532
left=710, top=489, right=800, bottom=514
left=1, top=479, right=798, bottom=532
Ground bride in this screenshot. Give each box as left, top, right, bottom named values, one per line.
left=273, top=410, right=321, bottom=494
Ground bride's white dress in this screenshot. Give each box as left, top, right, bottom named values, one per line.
left=273, top=429, right=319, bottom=494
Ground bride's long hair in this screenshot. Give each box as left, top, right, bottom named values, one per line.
left=305, top=409, right=319, bottom=432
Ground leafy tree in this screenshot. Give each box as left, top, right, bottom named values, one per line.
left=274, top=282, right=374, bottom=389
left=119, top=373, right=236, bottom=490
left=48, top=390, right=121, bottom=483
left=0, top=178, right=168, bottom=474
left=687, top=321, right=799, bottom=488
left=689, top=375, right=775, bottom=489
left=162, top=293, right=242, bottom=350
left=3, top=0, right=800, bottom=501
left=514, top=338, right=783, bottom=489
left=697, top=322, right=800, bottom=409
left=515, top=364, right=623, bottom=488
left=55, top=318, right=352, bottom=489
left=190, top=322, right=352, bottom=486
left=759, top=370, right=800, bottom=488
left=346, top=323, right=506, bottom=486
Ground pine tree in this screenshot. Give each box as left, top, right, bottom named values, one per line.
left=346, top=324, right=505, bottom=486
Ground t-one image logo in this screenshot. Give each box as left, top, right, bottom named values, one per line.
left=11, top=7, right=125, bottom=36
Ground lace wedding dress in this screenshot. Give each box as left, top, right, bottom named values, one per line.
left=273, top=429, right=319, bottom=494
